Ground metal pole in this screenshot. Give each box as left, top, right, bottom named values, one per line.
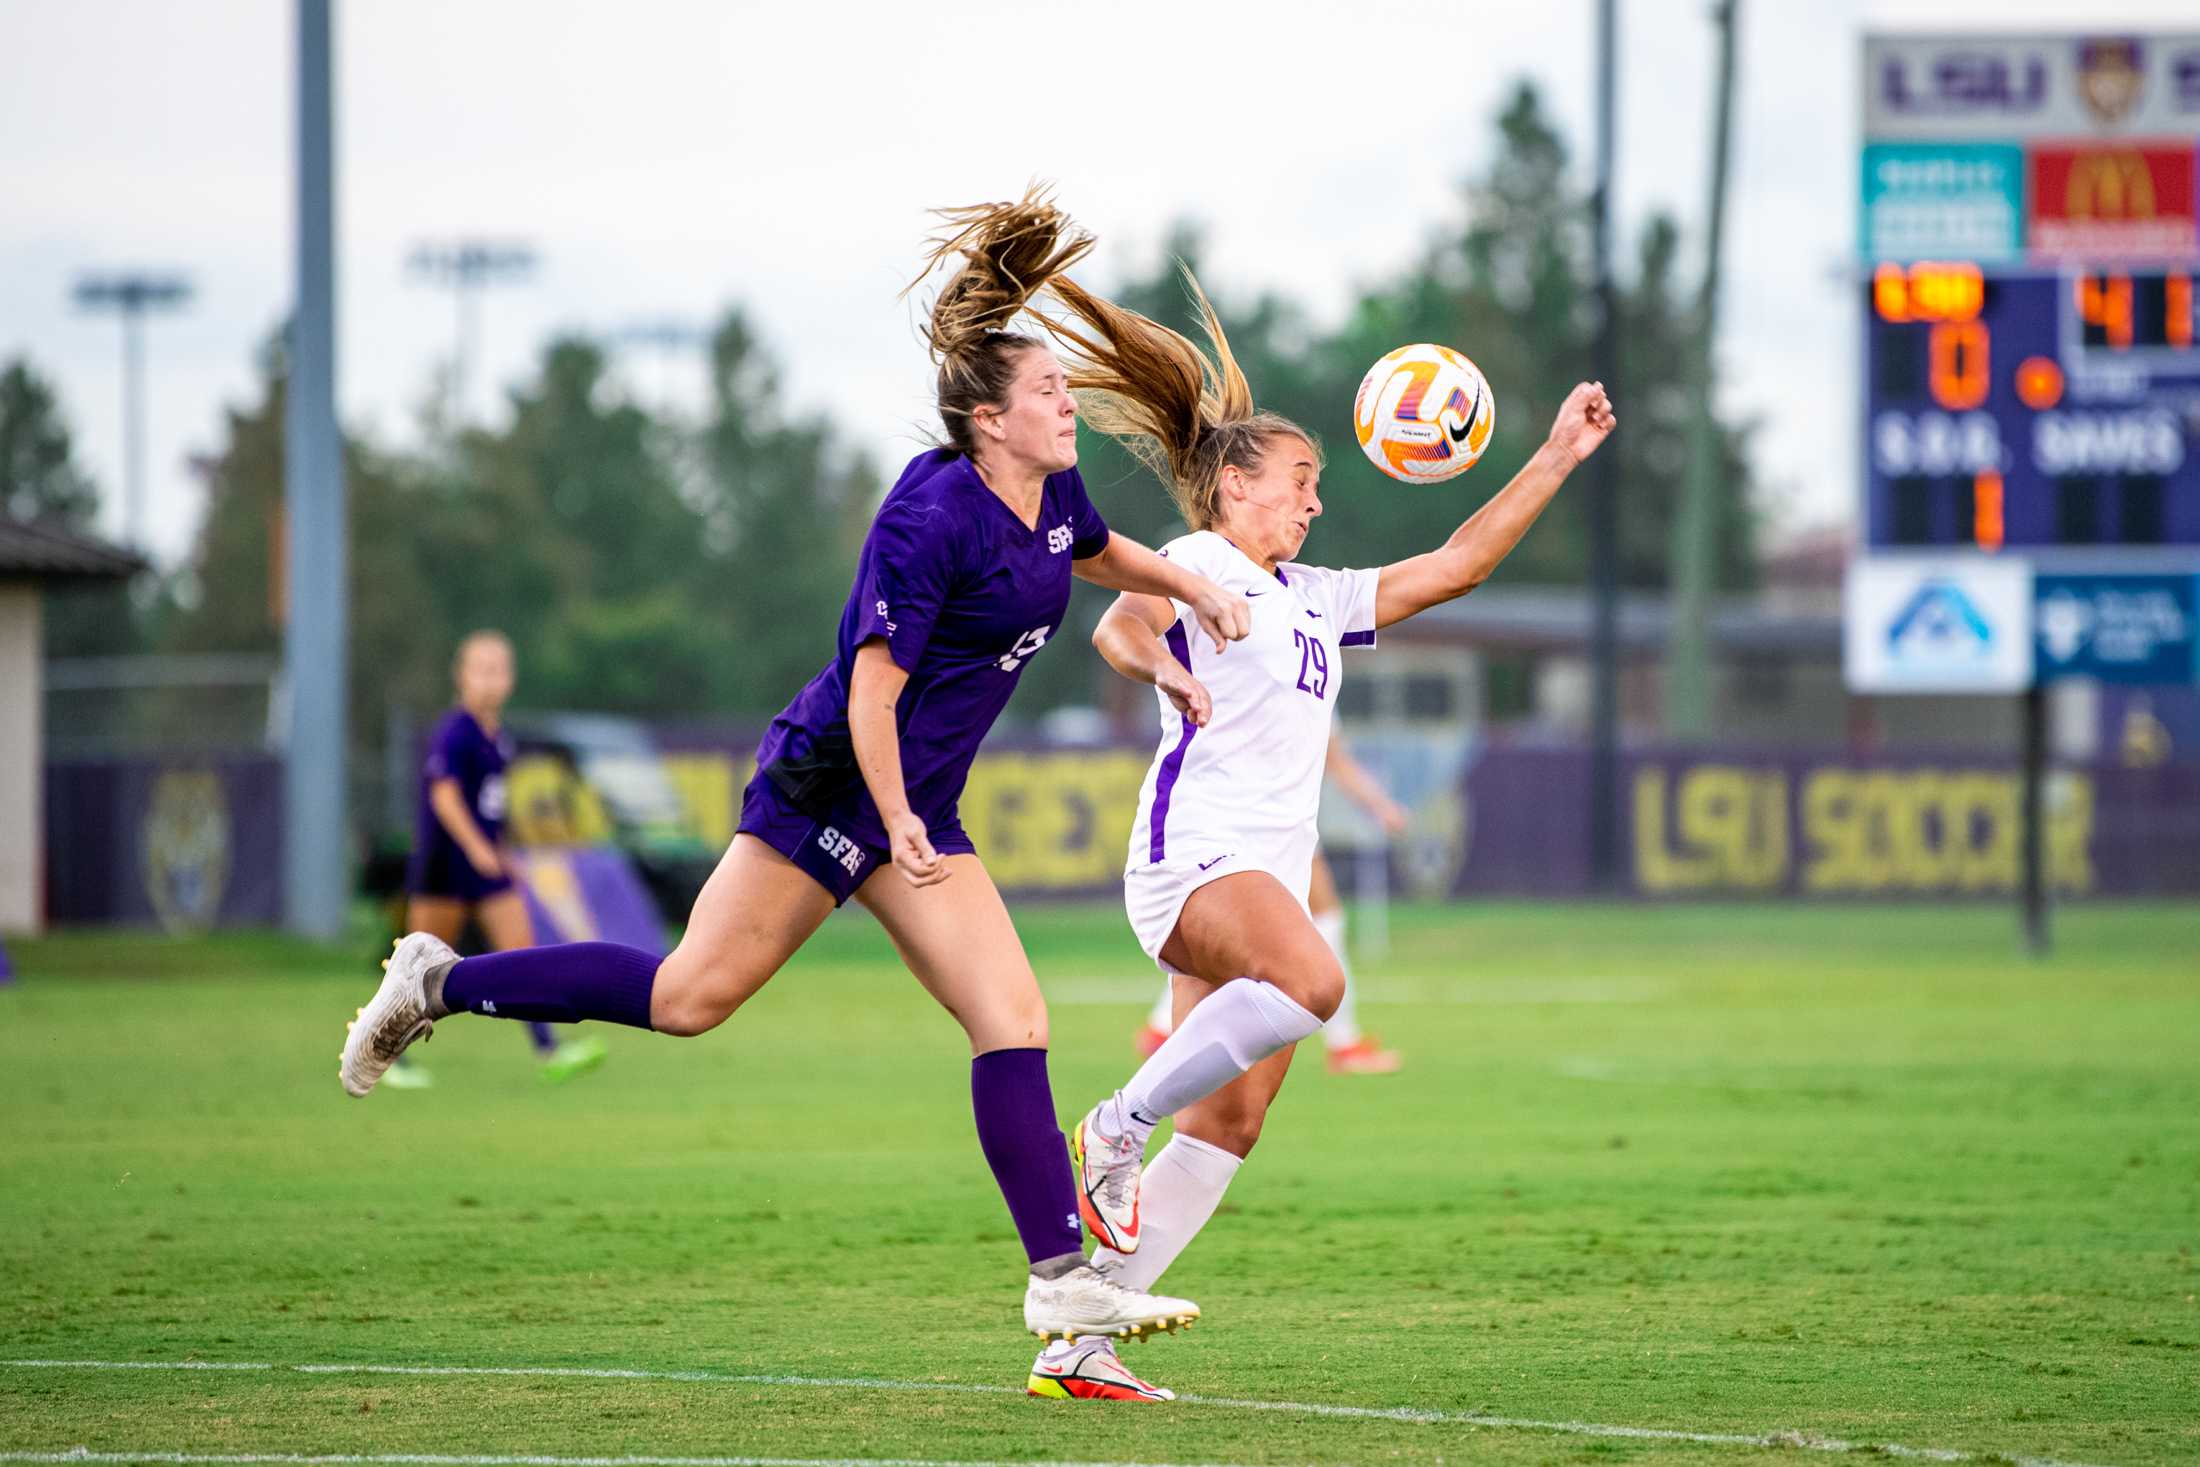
left=283, top=0, right=349, bottom=940
left=122, top=305, right=146, bottom=551
left=2020, top=683, right=2049, bottom=956
left=1666, top=0, right=1739, bottom=739
left=1587, top=0, right=1623, bottom=890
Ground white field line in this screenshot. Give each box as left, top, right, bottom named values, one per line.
left=0, top=1454, right=1243, bottom=1467
left=1047, top=977, right=1666, bottom=1007
left=0, top=1358, right=2111, bottom=1467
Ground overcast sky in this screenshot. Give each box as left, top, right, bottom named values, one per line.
left=5, top=0, right=2195, bottom=566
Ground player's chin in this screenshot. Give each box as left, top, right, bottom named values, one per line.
left=1049, top=437, right=1079, bottom=471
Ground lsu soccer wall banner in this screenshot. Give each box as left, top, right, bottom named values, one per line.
left=1450, top=745, right=2200, bottom=900
left=44, top=757, right=284, bottom=930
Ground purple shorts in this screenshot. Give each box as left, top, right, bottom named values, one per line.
left=737, top=775, right=975, bottom=906
left=405, top=845, right=515, bottom=904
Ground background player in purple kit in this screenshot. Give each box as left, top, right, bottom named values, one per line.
left=338, top=189, right=1252, bottom=1388
left=383, top=630, right=606, bottom=1090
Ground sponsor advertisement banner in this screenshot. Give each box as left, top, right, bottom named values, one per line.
left=2035, top=573, right=2200, bottom=683
left=1864, top=33, right=2200, bottom=140
left=1861, top=142, right=2026, bottom=261
left=1845, top=557, right=2036, bottom=693
left=2027, top=141, right=2198, bottom=260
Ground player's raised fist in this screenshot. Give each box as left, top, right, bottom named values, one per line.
left=1549, top=381, right=1617, bottom=466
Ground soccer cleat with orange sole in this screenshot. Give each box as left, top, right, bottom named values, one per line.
left=1070, top=1105, right=1143, bottom=1254
left=1027, top=1337, right=1175, bottom=1401
left=1326, top=1035, right=1403, bottom=1075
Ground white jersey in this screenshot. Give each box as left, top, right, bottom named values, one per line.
left=1124, top=531, right=1381, bottom=911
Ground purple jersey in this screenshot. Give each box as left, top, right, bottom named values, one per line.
left=406, top=708, right=514, bottom=895
left=755, top=449, right=1110, bottom=847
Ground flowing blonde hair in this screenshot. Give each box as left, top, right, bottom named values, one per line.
left=1041, top=266, right=1318, bottom=530
left=905, top=184, right=1095, bottom=457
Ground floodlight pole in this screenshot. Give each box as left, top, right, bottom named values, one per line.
left=284, top=0, right=349, bottom=940
left=409, top=240, right=537, bottom=427
left=2020, top=682, right=2049, bottom=956
left=1666, top=0, right=1740, bottom=739
left=71, top=273, right=194, bottom=552
left=1587, top=0, right=1623, bottom=890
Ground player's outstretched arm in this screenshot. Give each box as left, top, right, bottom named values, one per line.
left=1373, top=381, right=1617, bottom=629
left=1092, top=593, right=1214, bottom=728
left=849, top=639, right=948, bottom=887
left=1075, top=532, right=1249, bottom=652
left=1325, top=731, right=1409, bottom=835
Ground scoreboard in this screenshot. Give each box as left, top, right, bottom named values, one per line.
left=1865, top=260, right=2200, bottom=548
left=1860, top=32, right=2200, bottom=554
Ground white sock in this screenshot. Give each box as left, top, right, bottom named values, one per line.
left=1145, top=981, right=1175, bottom=1035
left=1313, top=908, right=1361, bottom=1049
left=1099, top=979, right=1321, bottom=1143
left=1092, top=1134, right=1242, bottom=1292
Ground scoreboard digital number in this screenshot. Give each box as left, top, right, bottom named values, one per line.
left=1864, top=260, right=2200, bottom=550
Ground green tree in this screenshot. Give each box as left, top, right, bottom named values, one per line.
left=0, top=356, right=148, bottom=658
left=692, top=309, right=877, bottom=714
left=0, top=359, right=99, bottom=526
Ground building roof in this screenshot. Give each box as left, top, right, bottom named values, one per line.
left=1385, top=586, right=1841, bottom=659
left=0, top=517, right=145, bottom=582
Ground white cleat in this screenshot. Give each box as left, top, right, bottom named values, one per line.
left=1071, top=1105, right=1145, bottom=1254
left=1024, top=1263, right=1199, bottom=1344
left=339, top=933, right=457, bottom=1098
left=1027, top=1336, right=1175, bottom=1401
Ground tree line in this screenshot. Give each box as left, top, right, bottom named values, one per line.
left=15, top=81, right=1760, bottom=740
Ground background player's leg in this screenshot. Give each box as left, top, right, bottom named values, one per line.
left=477, top=888, right=606, bottom=1080
left=1306, top=852, right=1400, bottom=1073
left=404, top=895, right=466, bottom=946
left=856, top=854, right=1082, bottom=1272
left=439, top=835, right=832, bottom=1036
left=472, top=890, right=557, bottom=1054
left=384, top=896, right=467, bottom=1088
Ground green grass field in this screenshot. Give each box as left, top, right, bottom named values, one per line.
left=2, top=901, right=2196, bottom=1467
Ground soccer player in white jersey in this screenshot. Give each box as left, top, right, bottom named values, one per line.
left=1134, top=730, right=1408, bottom=1074
left=1024, top=266, right=1612, bottom=1391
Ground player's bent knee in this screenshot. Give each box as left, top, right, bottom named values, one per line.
left=1260, top=959, right=1344, bottom=1024
left=648, top=960, right=758, bottom=1037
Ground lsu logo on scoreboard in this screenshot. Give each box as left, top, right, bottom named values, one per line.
left=2028, top=143, right=2197, bottom=259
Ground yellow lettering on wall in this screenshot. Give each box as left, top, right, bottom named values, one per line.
left=959, top=749, right=1150, bottom=892
left=1802, top=766, right=2095, bottom=895
left=1634, top=764, right=1788, bottom=892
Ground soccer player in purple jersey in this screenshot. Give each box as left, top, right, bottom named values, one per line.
left=1025, top=267, right=1611, bottom=1393
left=382, top=631, right=605, bottom=1091
left=337, top=191, right=1251, bottom=1384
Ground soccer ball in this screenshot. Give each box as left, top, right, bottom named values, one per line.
left=1352, top=343, right=1495, bottom=483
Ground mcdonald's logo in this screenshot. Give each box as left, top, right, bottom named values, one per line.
left=2028, top=142, right=2196, bottom=260
left=2066, top=152, right=2155, bottom=218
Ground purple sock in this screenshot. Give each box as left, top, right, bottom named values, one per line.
left=971, top=1047, right=1084, bottom=1267
left=440, top=943, right=657, bottom=1030
left=527, top=1022, right=558, bottom=1054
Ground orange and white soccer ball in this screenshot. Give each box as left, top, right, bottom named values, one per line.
left=1352, top=343, right=1495, bottom=483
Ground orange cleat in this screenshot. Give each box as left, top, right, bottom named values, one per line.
left=1134, top=1023, right=1169, bottom=1058
left=1326, top=1036, right=1403, bottom=1075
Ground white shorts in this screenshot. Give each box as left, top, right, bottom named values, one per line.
left=1123, top=846, right=1315, bottom=976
